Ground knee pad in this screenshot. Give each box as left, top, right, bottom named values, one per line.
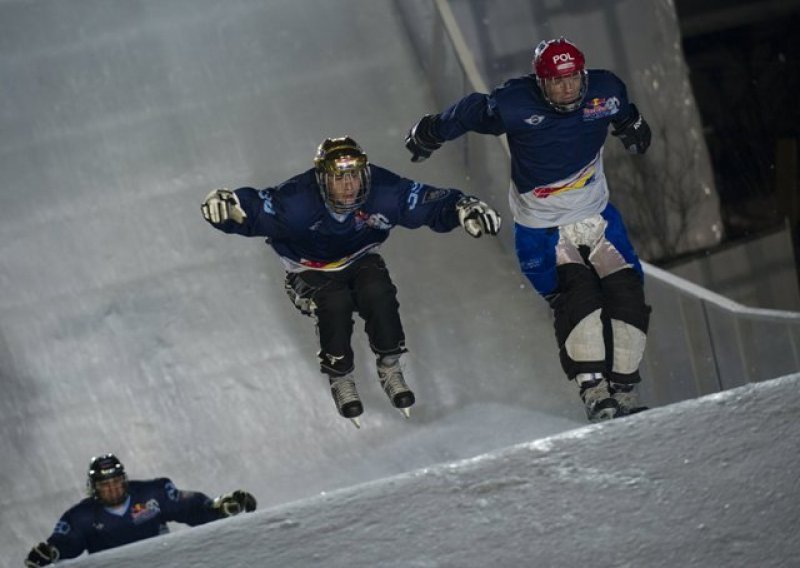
left=550, top=263, right=606, bottom=378
left=601, top=268, right=651, bottom=381
left=600, top=268, right=650, bottom=332
left=609, top=319, right=646, bottom=378
left=565, top=308, right=605, bottom=363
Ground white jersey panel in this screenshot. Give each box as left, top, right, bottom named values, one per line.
left=510, top=149, right=610, bottom=228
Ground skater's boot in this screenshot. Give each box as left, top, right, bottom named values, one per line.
left=609, top=381, right=648, bottom=416
left=376, top=355, right=415, bottom=418
left=329, top=374, right=363, bottom=428
left=577, top=373, right=619, bottom=422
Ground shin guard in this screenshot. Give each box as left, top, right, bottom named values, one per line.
left=549, top=263, right=606, bottom=379
left=600, top=268, right=651, bottom=384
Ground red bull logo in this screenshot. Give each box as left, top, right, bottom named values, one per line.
left=583, top=96, right=621, bottom=120
left=130, top=499, right=160, bottom=524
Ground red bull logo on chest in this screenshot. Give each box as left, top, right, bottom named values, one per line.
left=582, top=96, right=621, bottom=120
left=130, top=499, right=161, bottom=524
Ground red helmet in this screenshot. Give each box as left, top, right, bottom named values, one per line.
left=532, top=37, right=587, bottom=112
left=533, top=37, right=586, bottom=79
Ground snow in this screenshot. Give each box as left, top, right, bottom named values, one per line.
left=70, top=373, right=800, bottom=567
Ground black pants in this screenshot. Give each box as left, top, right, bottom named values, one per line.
left=286, top=254, right=406, bottom=377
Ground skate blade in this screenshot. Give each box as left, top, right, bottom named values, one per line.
left=398, top=407, right=411, bottom=419
left=349, top=417, right=362, bottom=429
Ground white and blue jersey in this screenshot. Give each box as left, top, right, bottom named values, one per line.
left=45, top=478, right=220, bottom=559
left=213, top=165, right=463, bottom=272
left=433, top=70, right=635, bottom=229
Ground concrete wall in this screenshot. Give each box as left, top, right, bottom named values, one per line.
left=666, top=225, right=800, bottom=311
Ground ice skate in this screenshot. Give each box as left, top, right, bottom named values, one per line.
left=376, top=356, right=415, bottom=418
left=329, top=375, right=363, bottom=428
left=577, top=373, right=619, bottom=422
left=609, top=381, right=648, bottom=416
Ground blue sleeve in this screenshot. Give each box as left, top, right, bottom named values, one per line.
left=373, top=167, right=462, bottom=232
left=45, top=508, right=90, bottom=560
left=607, top=72, right=634, bottom=127
left=154, top=478, right=220, bottom=526
left=206, top=186, right=292, bottom=239
left=434, top=91, right=507, bottom=140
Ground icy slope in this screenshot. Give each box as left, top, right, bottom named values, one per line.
left=71, top=373, right=800, bottom=568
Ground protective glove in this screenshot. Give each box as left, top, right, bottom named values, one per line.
left=201, top=189, right=247, bottom=224
left=211, top=490, right=257, bottom=518
left=25, top=542, right=59, bottom=567
left=456, top=196, right=501, bottom=238
left=405, top=114, right=443, bottom=163
left=611, top=103, right=651, bottom=154
left=284, top=272, right=319, bottom=317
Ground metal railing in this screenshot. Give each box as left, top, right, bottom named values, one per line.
left=395, top=0, right=800, bottom=406
left=641, top=264, right=800, bottom=404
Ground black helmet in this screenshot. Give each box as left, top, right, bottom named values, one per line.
left=313, top=136, right=371, bottom=214
left=86, top=453, right=128, bottom=502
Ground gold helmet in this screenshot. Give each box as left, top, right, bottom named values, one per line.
left=314, top=136, right=371, bottom=214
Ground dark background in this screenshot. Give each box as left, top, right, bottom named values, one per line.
left=674, top=0, right=799, bottom=267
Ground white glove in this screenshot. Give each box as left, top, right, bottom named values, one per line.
left=456, top=196, right=501, bottom=238
left=202, top=189, right=247, bottom=224
left=211, top=490, right=257, bottom=518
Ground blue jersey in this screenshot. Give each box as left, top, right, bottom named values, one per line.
left=213, top=165, right=463, bottom=271
left=432, top=70, right=636, bottom=228
left=45, top=478, right=220, bottom=559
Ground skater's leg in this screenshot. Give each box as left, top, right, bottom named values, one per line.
left=551, top=263, right=619, bottom=421
left=351, top=254, right=414, bottom=411
left=351, top=254, right=406, bottom=358
left=600, top=269, right=650, bottom=414
left=516, top=222, right=616, bottom=421
left=286, top=270, right=362, bottom=421
left=310, top=274, right=356, bottom=377
left=593, top=204, right=652, bottom=414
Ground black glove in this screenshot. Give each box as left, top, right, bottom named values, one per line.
left=455, top=196, right=501, bottom=238
left=405, top=114, right=443, bottom=162
left=25, top=542, right=59, bottom=567
left=212, top=490, right=257, bottom=518
left=611, top=103, right=651, bottom=154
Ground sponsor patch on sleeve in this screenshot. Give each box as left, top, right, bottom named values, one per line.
left=164, top=480, right=180, bottom=501
left=422, top=188, right=451, bottom=203
left=54, top=521, right=71, bottom=535
left=257, top=189, right=275, bottom=215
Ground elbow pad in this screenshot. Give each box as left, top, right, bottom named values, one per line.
left=612, top=104, right=651, bottom=154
